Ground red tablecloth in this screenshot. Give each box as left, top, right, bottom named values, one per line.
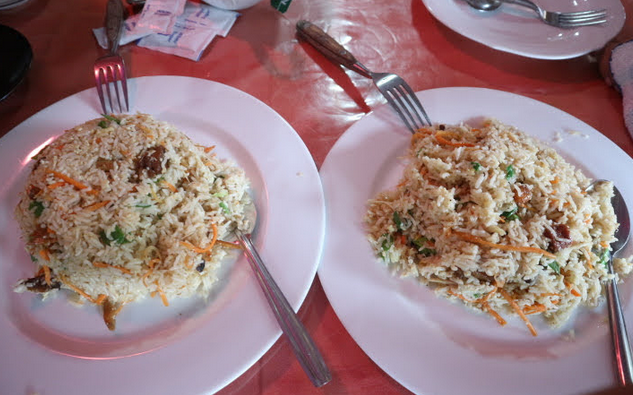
left=2, top=0, right=632, bottom=393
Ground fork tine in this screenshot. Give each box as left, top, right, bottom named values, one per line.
left=557, top=9, right=606, bottom=17
left=557, top=12, right=607, bottom=21
left=381, top=89, right=417, bottom=133
left=385, top=88, right=423, bottom=133
left=95, top=68, right=107, bottom=114
left=398, top=83, right=432, bottom=127
left=105, top=65, right=116, bottom=114
left=112, top=67, right=123, bottom=114
left=117, top=62, right=129, bottom=112
left=556, top=18, right=607, bottom=28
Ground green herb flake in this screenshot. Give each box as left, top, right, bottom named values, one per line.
left=472, top=162, right=481, bottom=172
left=213, top=190, right=228, bottom=198
left=99, top=230, right=111, bottom=246
left=412, top=237, right=428, bottom=249
left=473, top=293, right=482, bottom=299
left=420, top=248, right=437, bottom=257
left=506, top=164, right=515, bottom=180
left=548, top=261, right=561, bottom=275
left=154, top=176, right=165, bottom=184
left=599, top=249, right=610, bottom=267
left=381, top=234, right=394, bottom=252
left=110, top=225, right=131, bottom=245
left=501, top=207, right=520, bottom=221
left=30, top=254, right=38, bottom=262
left=157, top=213, right=164, bottom=220
left=98, top=120, right=108, bottom=128
left=101, top=114, right=121, bottom=124
left=393, top=211, right=403, bottom=230
left=29, top=201, right=45, bottom=218
left=135, top=204, right=152, bottom=208
left=219, top=201, right=230, bottom=214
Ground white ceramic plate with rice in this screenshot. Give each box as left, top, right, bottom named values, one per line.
left=421, top=0, right=625, bottom=60
left=318, top=87, right=633, bottom=395
left=0, top=76, right=325, bottom=394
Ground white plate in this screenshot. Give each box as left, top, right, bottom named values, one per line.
left=0, top=76, right=325, bottom=394
left=319, top=87, right=633, bottom=395
left=421, top=0, right=625, bottom=60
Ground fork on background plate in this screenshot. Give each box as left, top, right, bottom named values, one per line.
left=296, top=20, right=432, bottom=133
left=94, top=0, right=129, bottom=114
left=478, top=0, right=608, bottom=28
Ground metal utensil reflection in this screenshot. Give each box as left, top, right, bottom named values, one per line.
left=234, top=201, right=331, bottom=387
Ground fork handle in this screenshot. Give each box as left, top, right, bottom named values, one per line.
left=105, top=0, right=126, bottom=54
left=296, top=20, right=372, bottom=79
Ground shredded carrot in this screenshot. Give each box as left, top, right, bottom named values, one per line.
left=551, top=177, right=560, bottom=185
left=160, top=180, right=178, bottom=193
left=480, top=288, right=497, bottom=303
left=85, top=188, right=100, bottom=196
left=94, top=294, right=107, bottom=305
left=481, top=302, right=507, bottom=326
left=42, top=265, right=51, bottom=286
left=452, top=230, right=556, bottom=259
left=564, top=280, right=581, bottom=297
left=47, top=181, right=66, bottom=189
left=39, top=249, right=50, bottom=262
left=142, top=270, right=153, bottom=287
left=571, top=288, right=581, bottom=297
left=600, top=241, right=610, bottom=248
left=84, top=200, right=110, bottom=212
left=204, top=145, right=216, bottom=153
left=183, top=255, right=193, bottom=269
left=435, top=133, right=475, bottom=148
left=139, top=125, right=154, bottom=139
left=59, top=275, right=96, bottom=303
left=155, top=281, right=169, bottom=307
left=539, top=292, right=561, bottom=298
left=45, top=169, right=87, bottom=190
left=499, top=289, right=537, bottom=336
left=93, top=261, right=132, bottom=275
left=523, top=303, right=547, bottom=315
left=180, top=224, right=218, bottom=254
left=150, top=291, right=157, bottom=298
left=448, top=289, right=478, bottom=303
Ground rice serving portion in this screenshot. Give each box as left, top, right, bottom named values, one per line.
left=365, top=119, right=632, bottom=335
left=14, top=113, right=252, bottom=330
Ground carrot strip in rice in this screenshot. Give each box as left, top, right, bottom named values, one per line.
left=45, top=169, right=87, bottom=190
left=499, top=289, right=537, bottom=336
left=481, top=302, right=507, bottom=326
left=452, top=230, right=556, bottom=259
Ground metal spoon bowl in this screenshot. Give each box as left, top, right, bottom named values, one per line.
left=464, top=0, right=501, bottom=11
left=587, top=180, right=633, bottom=386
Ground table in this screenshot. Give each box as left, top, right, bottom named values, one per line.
left=1, top=0, right=632, bottom=394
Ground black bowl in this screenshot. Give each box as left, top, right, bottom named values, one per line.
left=0, top=24, right=33, bottom=102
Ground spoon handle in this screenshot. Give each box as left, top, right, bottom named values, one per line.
left=607, top=260, right=633, bottom=386
left=296, top=20, right=372, bottom=78
left=235, top=230, right=331, bottom=387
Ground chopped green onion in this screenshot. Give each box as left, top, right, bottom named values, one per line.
left=381, top=234, right=394, bottom=251
left=135, top=204, right=152, bottom=208
left=29, top=201, right=45, bottom=218
left=473, top=293, right=482, bottom=299
left=98, top=120, right=108, bottom=128
left=472, top=162, right=481, bottom=172
left=506, top=164, right=515, bottom=180
left=548, top=261, right=561, bottom=274
left=30, top=254, right=38, bottom=262
left=100, top=225, right=132, bottom=246
left=101, top=114, right=121, bottom=124
left=99, top=230, right=111, bottom=246
left=154, top=176, right=165, bottom=184
left=219, top=201, right=230, bottom=214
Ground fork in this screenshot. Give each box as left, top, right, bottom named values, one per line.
left=296, top=20, right=431, bottom=133
left=499, top=0, right=607, bottom=28
left=94, top=0, right=129, bottom=114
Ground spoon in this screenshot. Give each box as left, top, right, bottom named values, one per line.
left=233, top=200, right=331, bottom=387
left=587, top=180, right=633, bottom=386
left=464, top=0, right=501, bottom=11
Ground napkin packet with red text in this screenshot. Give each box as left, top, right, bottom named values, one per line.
left=93, top=0, right=239, bottom=61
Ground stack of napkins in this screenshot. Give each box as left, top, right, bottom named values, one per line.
left=93, top=0, right=239, bottom=61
